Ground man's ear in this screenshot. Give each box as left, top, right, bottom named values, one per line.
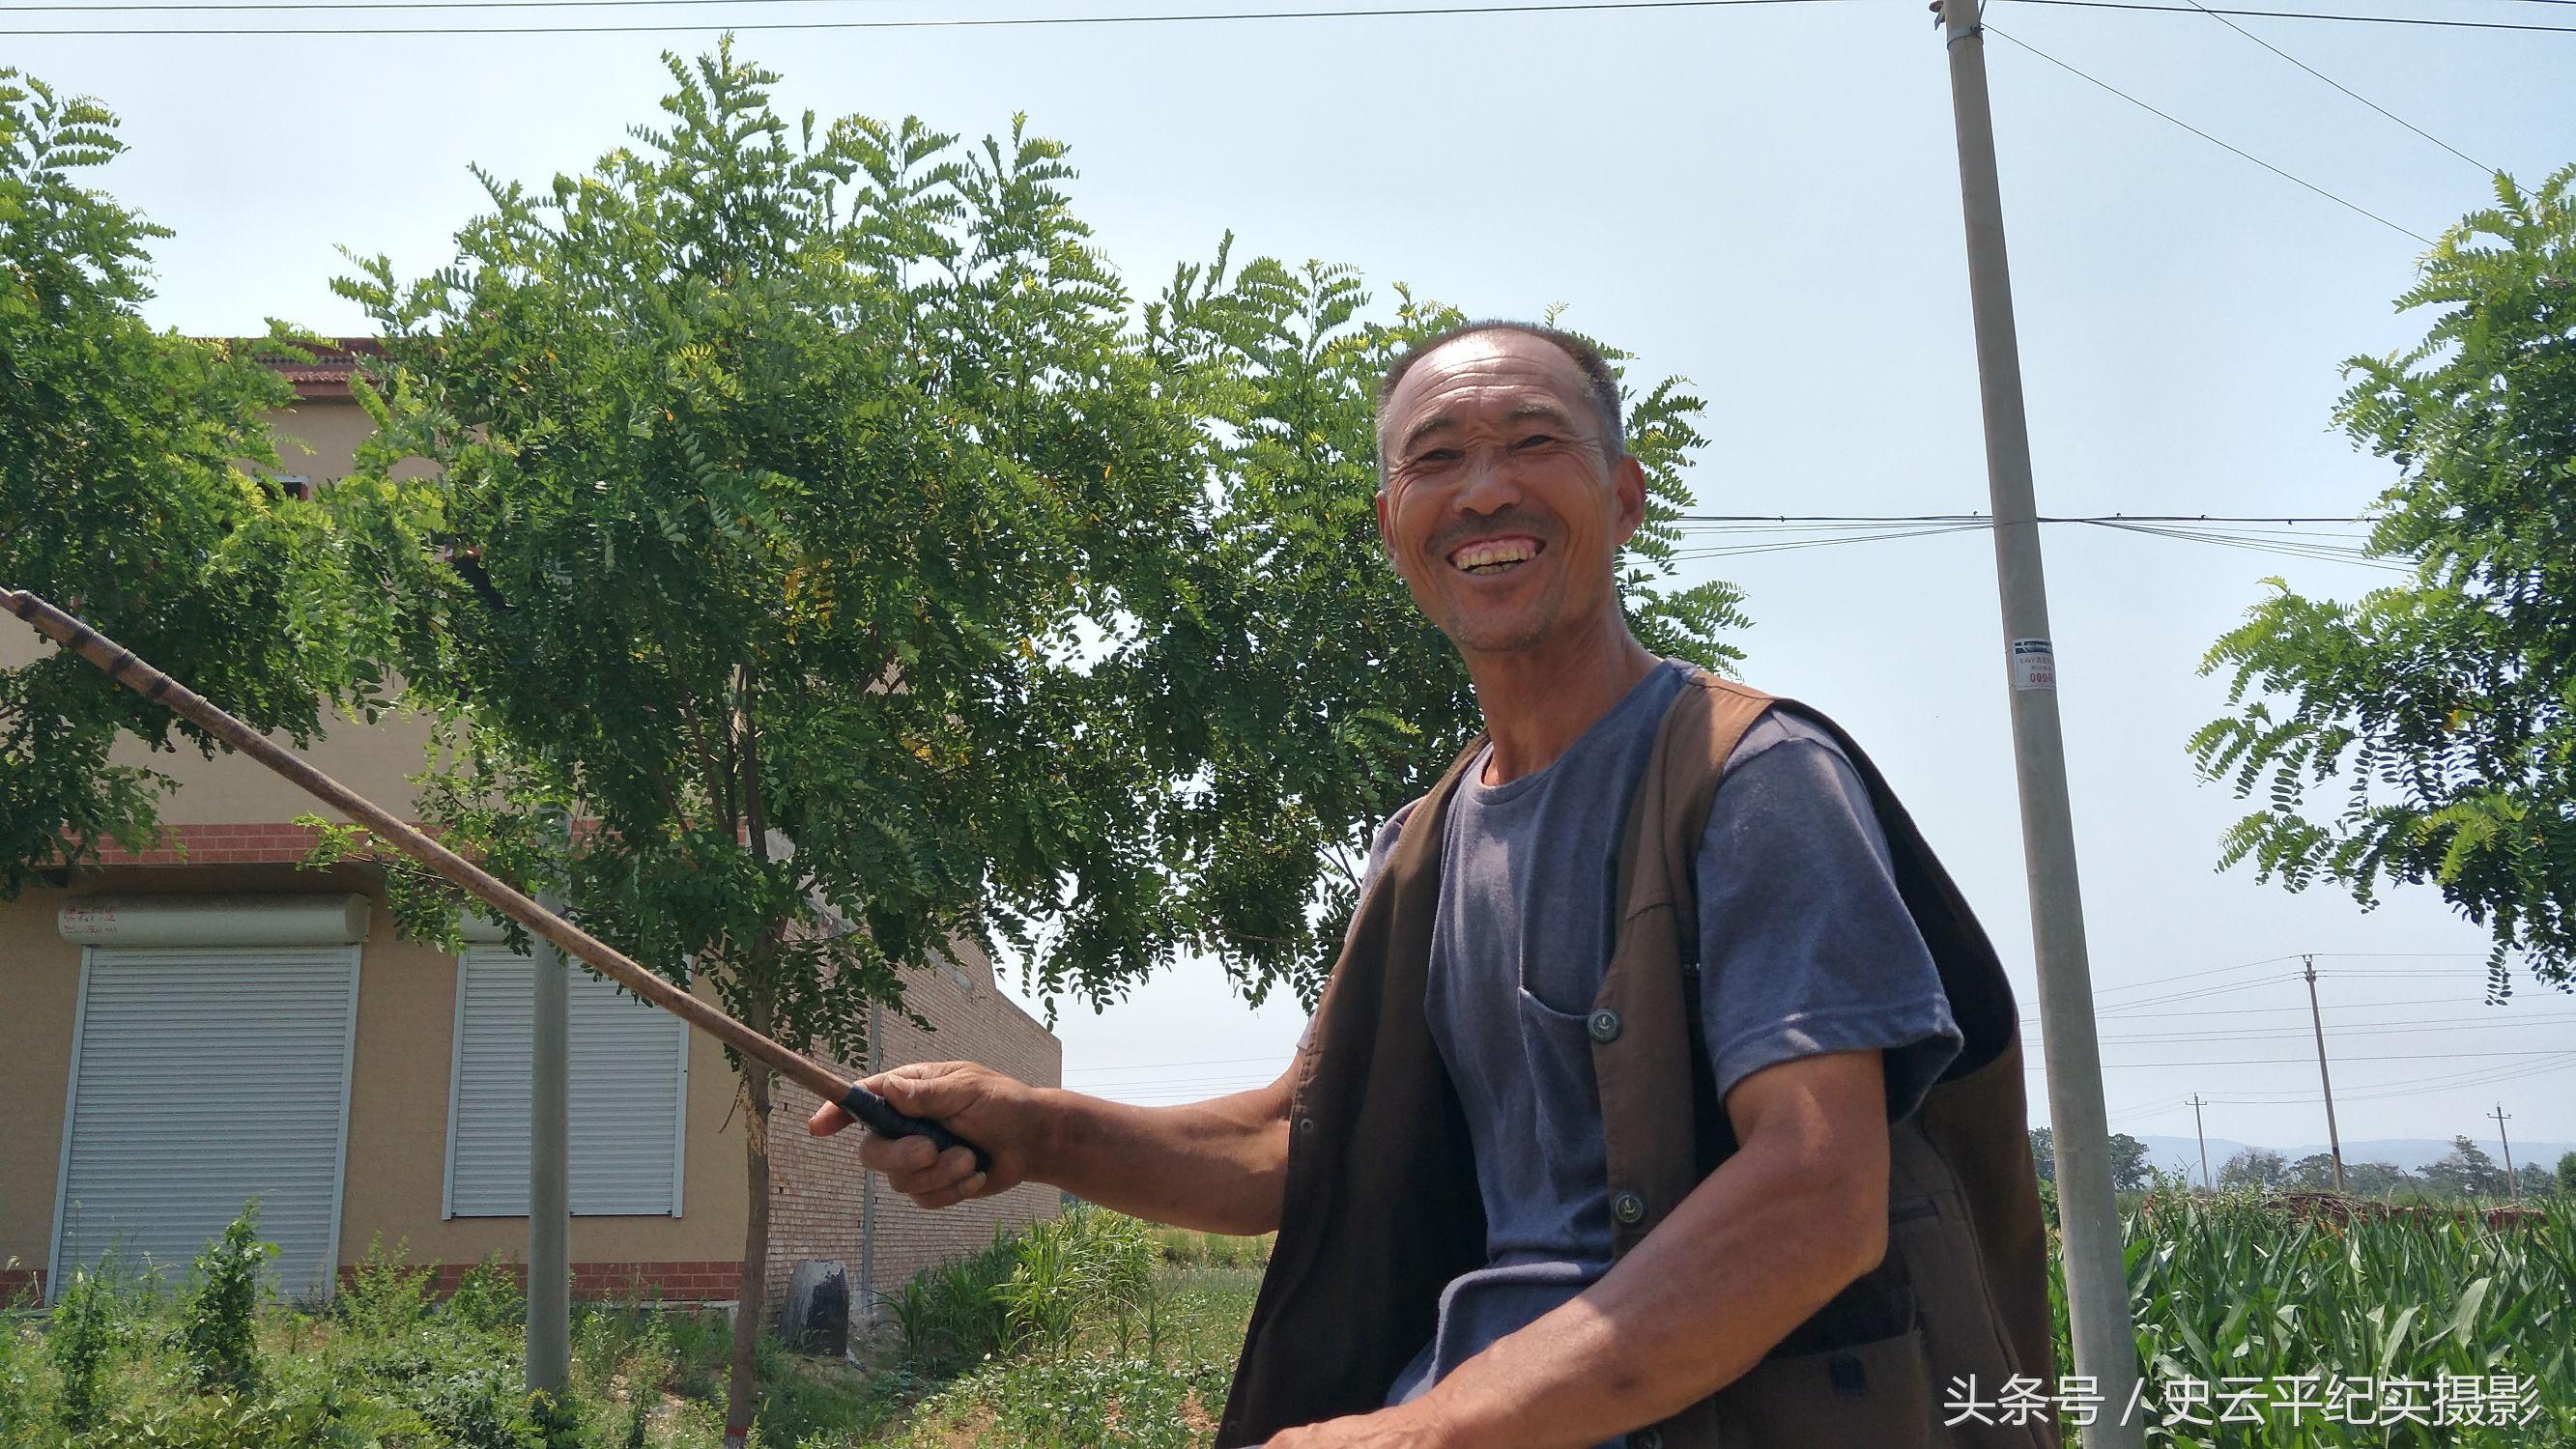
left=1610, top=455, right=1648, bottom=547
left=1374, top=487, right=1396, bottom=562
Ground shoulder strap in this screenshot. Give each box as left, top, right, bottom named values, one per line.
left=1664, top=673, right=1780, bottom=964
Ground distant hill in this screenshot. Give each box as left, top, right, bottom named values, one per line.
left=2133, top=1134, right=2576, bottom=1181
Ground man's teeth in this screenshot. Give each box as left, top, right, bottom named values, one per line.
left=1453, top=539, right=1538, bottom=574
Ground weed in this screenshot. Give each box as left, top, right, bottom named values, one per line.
left=885, top=1235, right=1018, bottom=1378
left=175, top=1204, right=273, bottom=1398
left=48, top=1265, right=127, bottom=1433
left=448, top=1256, right=527, bottom=1334
left=339, top=1237, right=434, bottom=1341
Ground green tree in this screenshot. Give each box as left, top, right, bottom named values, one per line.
left=2285, top=1152, right=2340, bottom=1193
left=2218, top=1146, right=2288, bottom=1192
left=323, top=44, right=1214, bottom=1440
left=2106, top=1132, right=2153, bottom=1194
left=2027, top=1126, right=2055, bottom=1182
left=2190, top=167, right=2576, bottom=996
left=0, top=71, right=349, bottom=893
left=2421, top=1135, right=2506, bottom=1199
left=2342, top=1160, right=2415, bottom=1199
left=2554, top=1150, right=2576, bottom=1197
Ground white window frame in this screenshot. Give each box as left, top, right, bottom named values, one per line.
left=440, top=945, right=689, bottom=1219
left=47, top=944, right=361, bottom=1302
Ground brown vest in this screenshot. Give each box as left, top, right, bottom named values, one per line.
left=1217, top=675, right=2060, bottom=1449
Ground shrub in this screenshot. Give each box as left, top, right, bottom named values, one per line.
left=993, top=1208, right=1157, bottom=1359
left=895, top=1355, right=1233, bottom=1449
left=446, top=1257, right=525, bottom=1334
left=339, top=1237, right=434, bottom=1341
left=886, top=1235, right=1019, bottom=1378
left=0, top=1314, right=35, bottom=1437
left=48, top=1266, right=127, bottom=1433
left=176, top=1204, right=274, bottom=1397
left=416, top=1362, right=538, bottom=1449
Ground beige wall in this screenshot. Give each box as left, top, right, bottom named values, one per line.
left=0, top=891, right=83, bottom=1286
left=0, top=394, right=438, bottom=824
left=0, top=867, right=749, bottom=1293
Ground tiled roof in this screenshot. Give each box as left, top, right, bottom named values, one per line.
left=245, top=337, right=383, bottom=398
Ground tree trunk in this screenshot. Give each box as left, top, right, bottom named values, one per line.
left=723, top=987, right=776, bottom=1449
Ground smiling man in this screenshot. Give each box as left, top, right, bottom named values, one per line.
left=811, top=323, right=2056, bottom=1449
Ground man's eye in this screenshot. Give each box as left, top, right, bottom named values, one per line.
left=1416, top=449, right=1462, bottom=466
left=1511, top=434, right=1557, bottom=450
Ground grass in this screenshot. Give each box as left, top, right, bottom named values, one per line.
left=4, top=1194, right=2568, bottom=1446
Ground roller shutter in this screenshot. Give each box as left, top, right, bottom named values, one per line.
left=50, top=946, right=360, bottom=1300
left=444, top=945, right=688, bottom=1217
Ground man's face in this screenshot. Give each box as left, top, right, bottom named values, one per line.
left=1376, top=331, right=1646, bottom=656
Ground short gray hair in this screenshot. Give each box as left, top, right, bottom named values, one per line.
left=1375, top=320, right=1627, bottom=478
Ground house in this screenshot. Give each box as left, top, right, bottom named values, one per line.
left=0, top=342, right=1061, bottom=1319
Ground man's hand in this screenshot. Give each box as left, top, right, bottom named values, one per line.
left=807, top=1061, right=1050, bottom=1208
left=1261, top=1403, right=1454, bottom=1449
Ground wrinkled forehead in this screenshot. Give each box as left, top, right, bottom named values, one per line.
left=1382, top=331, right=1594, bottom=449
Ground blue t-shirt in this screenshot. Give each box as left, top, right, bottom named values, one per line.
left=1367, top=660, right=1961, bottom=1436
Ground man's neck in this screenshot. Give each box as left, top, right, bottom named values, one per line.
left=1465, top=617, right=1660, bottom=786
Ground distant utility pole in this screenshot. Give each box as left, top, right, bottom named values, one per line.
left=2302, top=956, right=2347, bottom=1193
left=2489, top=1102, right=2518, bottom=1199
left=2190, top=1094, right=2212, bottom=1192
left=1934, top=3, right=2143, bottom=1442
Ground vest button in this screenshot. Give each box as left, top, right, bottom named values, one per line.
left=1297, top=1117, right=1316, bottom=1134
left=1588, top=1009, right=1622, bottom=1043
left=1631, top=1431, right=1664, bottom=1449
left=1611, top=1189, right=1646, bottom=1225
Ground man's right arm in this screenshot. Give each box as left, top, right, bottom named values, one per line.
left=804, top=1059, right=1296, bottom=1236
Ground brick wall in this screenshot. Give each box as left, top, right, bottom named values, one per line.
left=334, top=1259, right=745, bottom=1302
left=0, top=1265, right=40, bottom=1303
left=764, top=948, right=1061, bottom=1324
left=82, top=821, right=329, bottom=866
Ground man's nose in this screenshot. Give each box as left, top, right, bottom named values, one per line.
left=1451, top=446, right=1525, bottom=516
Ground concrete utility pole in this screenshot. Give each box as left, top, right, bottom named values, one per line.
left=2189, top=1094, right=2212, bottom=1192
left=2489, top=1102, right=2518, bottom=1199
left=2301, top=956, right=2347, bottom=1193
left=528, top=810, right=572, bottom=1398
left=1934, top=4, right=2143, bottom=1439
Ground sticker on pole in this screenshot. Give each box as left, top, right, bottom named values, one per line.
left=2010, top=638, right=2056, bottom=692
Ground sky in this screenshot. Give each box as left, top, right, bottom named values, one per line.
left=15, top=0, right=2574, bottom=1155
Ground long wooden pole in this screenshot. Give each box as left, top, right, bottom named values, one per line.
left=3, top=588, right=984, bottom=1169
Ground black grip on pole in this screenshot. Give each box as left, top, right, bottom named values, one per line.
left=838, top=1082, right=991, bottom=1176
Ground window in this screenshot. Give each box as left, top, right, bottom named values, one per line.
left=443, top=945, right=688, bottom=1217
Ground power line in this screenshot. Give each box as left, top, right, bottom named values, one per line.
left=2098, top=995, right=2525, bottom=1020
left=2167, top=0, right=2489, bottom=173
left=1671, top=512, right=2367, bottom=526
left=1670, top=523, right=1991, bottom=560
left=0, top=0, right=1844, bottom=35
left=9, top=0, right=2571, bottom=37
left=1065, top=1053, right=1285, bottom=1077
left=2200, top=1051, right=2576, bottom=1104
left=2098, top=1011, right=2576, bottom=1044
left=1983, top=21, right=2435, bottom=244
left=2096, top=974, right=2304, bottom=1013
left=2095, top=951, right=2305, bottom=995
left=2032, top=1046, right=2572, bottom=1069
left=2010, top=0, right=2576, bottom=34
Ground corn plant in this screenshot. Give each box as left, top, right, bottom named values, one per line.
left=2104, top=1192, right=2575, bottom=1446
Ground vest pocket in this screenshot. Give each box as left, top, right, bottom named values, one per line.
left=1714, top=1321, right=1951, bottom=1449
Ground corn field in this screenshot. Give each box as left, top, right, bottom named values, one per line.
left=2047, top=1194, right=2576, bottom=1447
